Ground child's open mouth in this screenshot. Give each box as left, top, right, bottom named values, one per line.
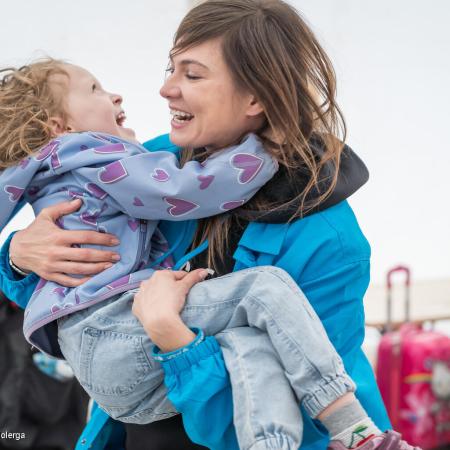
left=116, top=111, right=126, bottom=127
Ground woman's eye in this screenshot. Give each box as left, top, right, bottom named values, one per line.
left=163, top=66, right=200, bottom=80
left=164, top=67, right=175, bottom=78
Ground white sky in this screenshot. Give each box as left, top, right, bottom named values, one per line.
left=1, top=0, right=449, bottom=284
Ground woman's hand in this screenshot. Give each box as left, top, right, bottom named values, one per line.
left=9, top=199, right=121, bottom=287
left=132, top=269, right=209, bottom=352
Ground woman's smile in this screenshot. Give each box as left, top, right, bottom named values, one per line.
left=170, top=107, right=195, bottom=128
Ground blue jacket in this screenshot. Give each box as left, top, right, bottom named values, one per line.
left=0, top=134, right=391, bottom=449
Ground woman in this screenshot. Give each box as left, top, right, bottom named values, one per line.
left=1, top=1, right=392, bottom=449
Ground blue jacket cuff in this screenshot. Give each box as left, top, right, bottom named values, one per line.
left=153, top=331, right=221, bottom=375
left=0, top=232, right=39, bottom=308
left=152, top=327, right=204, bottom=361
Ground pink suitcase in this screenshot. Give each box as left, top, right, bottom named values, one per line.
left=376, top=266, right=450, bottom=449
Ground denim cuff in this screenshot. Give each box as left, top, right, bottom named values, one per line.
left=153, top=332, right=221, bottom=375
left=302, top=372, right=356, bottom=418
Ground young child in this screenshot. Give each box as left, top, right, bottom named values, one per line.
left=0, top=59, right=419, bottom=450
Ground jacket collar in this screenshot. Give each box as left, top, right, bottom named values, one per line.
left=235, top=221, right=290, bottom=256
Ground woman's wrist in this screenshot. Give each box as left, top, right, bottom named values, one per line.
left=145, top=315, right=196, bottom=353
left=9, top=230, right=30, bottom=274
left=152, top=328, right=206, bottom=363
left=9, top=254, right=31, bottom=277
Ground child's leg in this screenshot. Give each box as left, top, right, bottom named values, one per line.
left=183, top=266, right=383, bottom=449
left=217, top=327, right=303, bottom=450
left=58, top=265, right=346, bottom=439
left=57, top=291, right=177, bottom=424
left=183, top=266, right=355, bottom=418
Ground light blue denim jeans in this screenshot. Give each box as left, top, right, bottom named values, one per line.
left=58, top=266, right=355, bottom=450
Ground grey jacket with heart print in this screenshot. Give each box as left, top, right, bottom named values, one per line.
left=0, top=132, right=277, bottom=356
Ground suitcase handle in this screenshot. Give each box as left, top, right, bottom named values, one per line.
left=386, top=265, right=411, bottom=330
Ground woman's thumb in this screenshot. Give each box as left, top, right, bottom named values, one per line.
left=180, top=269, right=210, bottom=290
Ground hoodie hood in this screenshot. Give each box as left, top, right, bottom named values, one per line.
left=233, top=139, right=369, bottom=224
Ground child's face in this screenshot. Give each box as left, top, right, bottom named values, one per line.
left=52, top=64, right=136, bottom=141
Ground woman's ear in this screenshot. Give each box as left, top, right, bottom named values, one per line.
left=246, top=96, right=264, bottom=117
left=48, top=117, right=68, bottom=137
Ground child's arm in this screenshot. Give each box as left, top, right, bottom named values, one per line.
left=78, top=133, right=277, bottom=221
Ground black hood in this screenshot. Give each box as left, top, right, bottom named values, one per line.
left=233, top=140, right=369, bottom=224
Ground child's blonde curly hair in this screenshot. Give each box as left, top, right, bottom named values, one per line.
left=0, top=58, right=68, bottom=169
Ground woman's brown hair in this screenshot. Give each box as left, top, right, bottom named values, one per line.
left=0, top=58, right=68, bottom=169
left=174, top=0, right=347, bottom=269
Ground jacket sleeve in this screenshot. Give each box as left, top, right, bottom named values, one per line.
left=77, top=133, right=277, bottom=221
left=158, top=335, right=239, bottom=450
left=0, top=232, right=39, bottom=308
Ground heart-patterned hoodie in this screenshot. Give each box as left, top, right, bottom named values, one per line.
left=0, top=132, right=277, bottom=356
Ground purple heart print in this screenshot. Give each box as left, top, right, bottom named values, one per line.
left=4, top=185, right=24, bottom=202
left=221, top=200, right=245, bottom=210
left=86, top=183, right=108, bottom=199
left=19, top=158, right=30, bottom=169
left=197, top=175, right=215, bottom=190
left=164, top=197, right=199, bottom=217
left=128, top=219, right=139, bottom=232
left=133, top=197, right=144, bottom=207
left=230, top=153, right=264, bottom=184
left=35, top=141, right=60, bottom=161
left=151, top=168, right=170, bottom=182
left=94, top=143, right=127, bottom=154
left=98, top=161, right=128, bottom=184
left=106, top=274, right=131, bottom=290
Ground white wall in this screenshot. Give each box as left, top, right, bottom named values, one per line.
left=1, top=0, right=449, bottom=283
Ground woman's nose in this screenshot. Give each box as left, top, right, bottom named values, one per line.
left=160, top=79, right=181, bottom=99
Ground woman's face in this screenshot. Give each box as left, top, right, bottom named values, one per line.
left=160, top=39, right=264, bottom=150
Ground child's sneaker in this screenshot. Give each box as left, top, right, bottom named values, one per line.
left=327, top=430, right=422, bottom=450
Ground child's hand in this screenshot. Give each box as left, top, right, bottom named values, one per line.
left=132, top=269, right=209, bottom=352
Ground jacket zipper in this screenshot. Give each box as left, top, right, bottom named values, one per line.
left=131, top=219, right=147, bottom=273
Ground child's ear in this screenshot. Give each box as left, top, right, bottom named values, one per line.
left=48, top=117, right=68, bottom=137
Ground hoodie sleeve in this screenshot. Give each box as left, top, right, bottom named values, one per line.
left=0, top=164, right=40, bottom=231
left=76, top=133, right=277, bottom=221
left=0, top=165, right=42, bottom=307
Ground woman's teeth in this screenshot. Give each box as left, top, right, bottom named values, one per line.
left=170, top=109, right=194, bottom=124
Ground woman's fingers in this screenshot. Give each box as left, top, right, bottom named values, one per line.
left=53, top=246, right=120, bottom=263
left=51, top=261, right=114, bottom=276
left=59, top=229, right=120, bottom=247
left=9, top=199, right=120, bottom=279
left=171, top=270, right=190, bottom=280
left=179, top=269, right=210, bottom=291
